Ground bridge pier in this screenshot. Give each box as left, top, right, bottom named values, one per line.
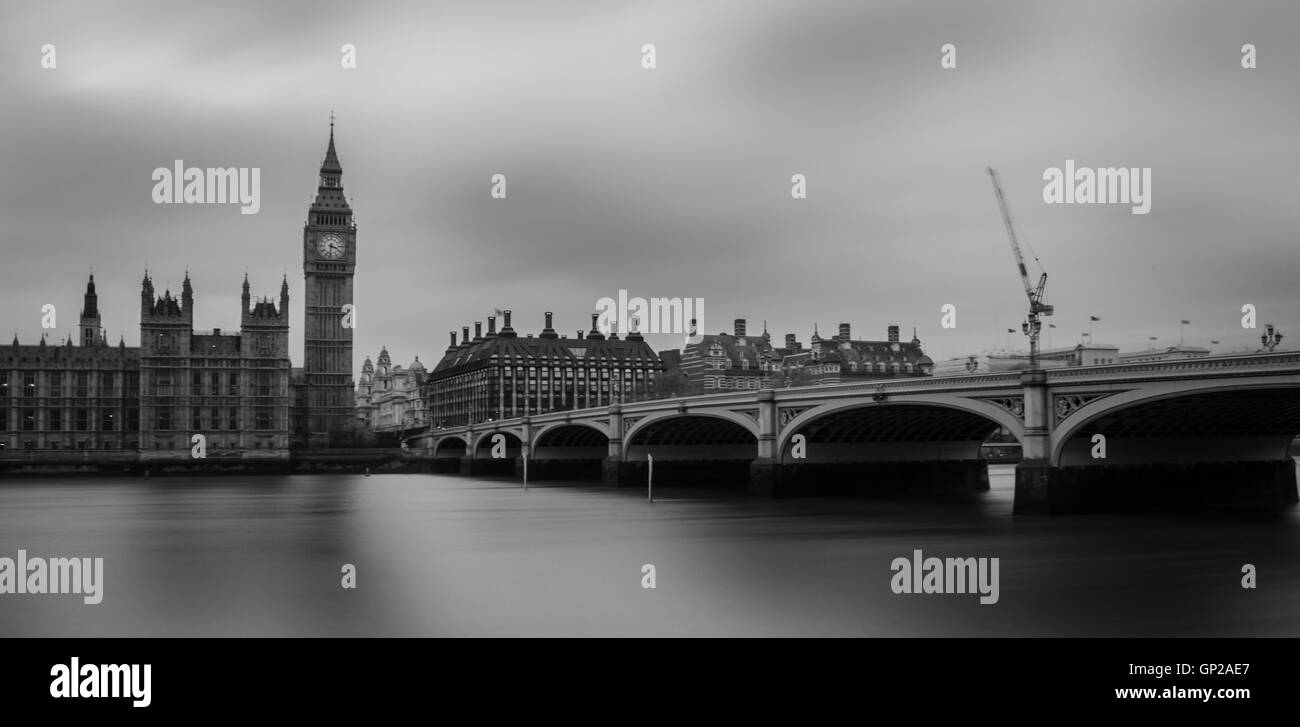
left=1015, top=460, right=1299, bottom=515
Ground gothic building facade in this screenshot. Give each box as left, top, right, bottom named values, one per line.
left=137, top=271, right=292, bottom=460
left=1, top=276, right=140, bottom=452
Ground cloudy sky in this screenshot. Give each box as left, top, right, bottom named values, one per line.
left=1, top=0, right=1296, bottom=371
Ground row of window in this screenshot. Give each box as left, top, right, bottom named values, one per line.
left=3, top=409, right=137, bottom=432
left=0, top=440, right=134, bottom=451
left=0, top=371, right=134, bottom=397
left=149, top=408, right=277, bottom=431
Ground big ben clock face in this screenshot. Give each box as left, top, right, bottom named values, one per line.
left=317, top=234, right=344, bottom=259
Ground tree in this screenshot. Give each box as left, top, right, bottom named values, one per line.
left=653, top=369, right=697, bottom=398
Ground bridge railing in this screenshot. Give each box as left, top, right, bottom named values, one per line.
left=1044, top=351, right=1300, bottom=382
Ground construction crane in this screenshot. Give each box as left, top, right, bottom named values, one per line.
left=987, top=167, right=1054, bottom=368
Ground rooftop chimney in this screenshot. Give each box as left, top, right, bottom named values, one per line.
left=487, top=316, right=497, bottom=335
left=449, top=331, right=457, bottom=346
left=474, top=322, right=482, bottom=340
left=503, top=310, right=512, bottom=329
left=545, top=312, right=553, bottom=329
left=735, top=318, right=747, bottom=337
left=785, top=333, right=797, bottom=350
left=462, top=326, right=471, bottom=345
left=839, top=323, right=851, bottom=340
left=888, top=325, right=900, bottom=343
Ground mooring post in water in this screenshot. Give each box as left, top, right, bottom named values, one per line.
left=364, top=467, right=370, bottom=477
left=648, top=454, right=653, bottom=503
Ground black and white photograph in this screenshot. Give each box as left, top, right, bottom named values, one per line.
left=0, top=0, right=1294, bottom=711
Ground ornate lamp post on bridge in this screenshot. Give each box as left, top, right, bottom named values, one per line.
left=1262, top=324, right=1284, bottom=352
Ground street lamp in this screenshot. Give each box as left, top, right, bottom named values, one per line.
left=1262, top=324, right=1284, bottom=352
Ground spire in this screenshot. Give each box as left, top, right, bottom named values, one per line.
left=321, top=115, right=342, bottom=175
left=182, top=271, right=193, bottom=310
left=81, top=272, right=99, bottom=318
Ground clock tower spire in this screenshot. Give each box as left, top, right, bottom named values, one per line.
left=302, top=117, right=357, bottom=447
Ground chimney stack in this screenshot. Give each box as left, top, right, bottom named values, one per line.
left=449, top=331, right=457, bottom=346
left=734, top=318, right=747, bottom=337
left=462, top=326, right=471, bottom=345
left=839, top=322, right=851, bottom=340
left=487, top=316, right=497, bottom=335
left=474, top=322, right=482, bottom=340
left=503, top=310, right=512, bottom=329
left=785, top=333, right=797, bottom=350
left=888, top=325, right=900, bottom=343
left=545, top=312, right=553, bottom=329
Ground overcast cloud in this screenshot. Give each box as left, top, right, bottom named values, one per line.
left=2, top=0, right=1297, bottom=370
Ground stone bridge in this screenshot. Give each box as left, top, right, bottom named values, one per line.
left=410, top=352, right=1300, bottom=514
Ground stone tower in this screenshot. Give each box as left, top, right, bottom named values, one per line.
left=302, top=119, right=357, bottom=446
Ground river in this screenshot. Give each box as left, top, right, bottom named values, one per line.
left=1, top=465, right=1296, bottom=636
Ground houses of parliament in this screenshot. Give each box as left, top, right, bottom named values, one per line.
left=0, top=124, right=357, bottom=461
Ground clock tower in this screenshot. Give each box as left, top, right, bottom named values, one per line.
left=302, top=120, right=356, bottom=446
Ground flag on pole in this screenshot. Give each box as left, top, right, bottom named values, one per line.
left=1211, top=340, right=1221, bottom=345
left=1007, top=329, right=1015, bottom=334
left=1049, top=323, right=1057, bottom=328
left=1089, top=316, right=1101, bottom=322
left=1180, top=319, right=1191, bottom=325
left=1149, top=336, right=1158, bottom=340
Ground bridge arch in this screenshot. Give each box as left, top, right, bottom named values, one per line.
left=776, top=395, right=1025, bottom=459
left=622, top=409, right=761, bottom=458
left=534, top=421, right=610, bottom=445
left=432, top=434, right=469, bottom=457
left=1049, top=380, right=1300, bottom=466
left=471, top=429, right=524, bottom=457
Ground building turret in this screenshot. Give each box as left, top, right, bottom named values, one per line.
left=80, top=273, right=104, bottom=346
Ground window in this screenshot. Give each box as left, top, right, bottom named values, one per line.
left=257, top=373, right=271, bottom=397
left=24, top=440, right=35, bottom=450
left=103, top=440, right=115, bottom=450
left=192, top=372, right=203, bottom=396
left=127, top=409, right=139, bottom=432
left=192, top=409, right=201, bottom=430
left=101, top=372, right=114, bottom=393
left=210, top=375, right=220, bottom=396
left=156, top=409, right=171, bottom=430
left=101, top=410, right=115, bottom=431
left=22, top=409, right=35, bottom=431
left=22, top=373, right=38, bottom=397
left=76, top=409, right=89, bottom=431
left=228, top=409, right=238, bottom=430
left=0, top=372, right=7, bottom=396
left=50, top=409, right=61, bottom=430
left=50, top=372, right=62, bottom=394
left=211, top=408, right=219, bottom=430
left=256, top=408, right=271, bottom=430
left=77, top=441, right=88, bottom=450
left=228, top=372, right=239, bottom=395
left=76, top=372, right=88, bottom=397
